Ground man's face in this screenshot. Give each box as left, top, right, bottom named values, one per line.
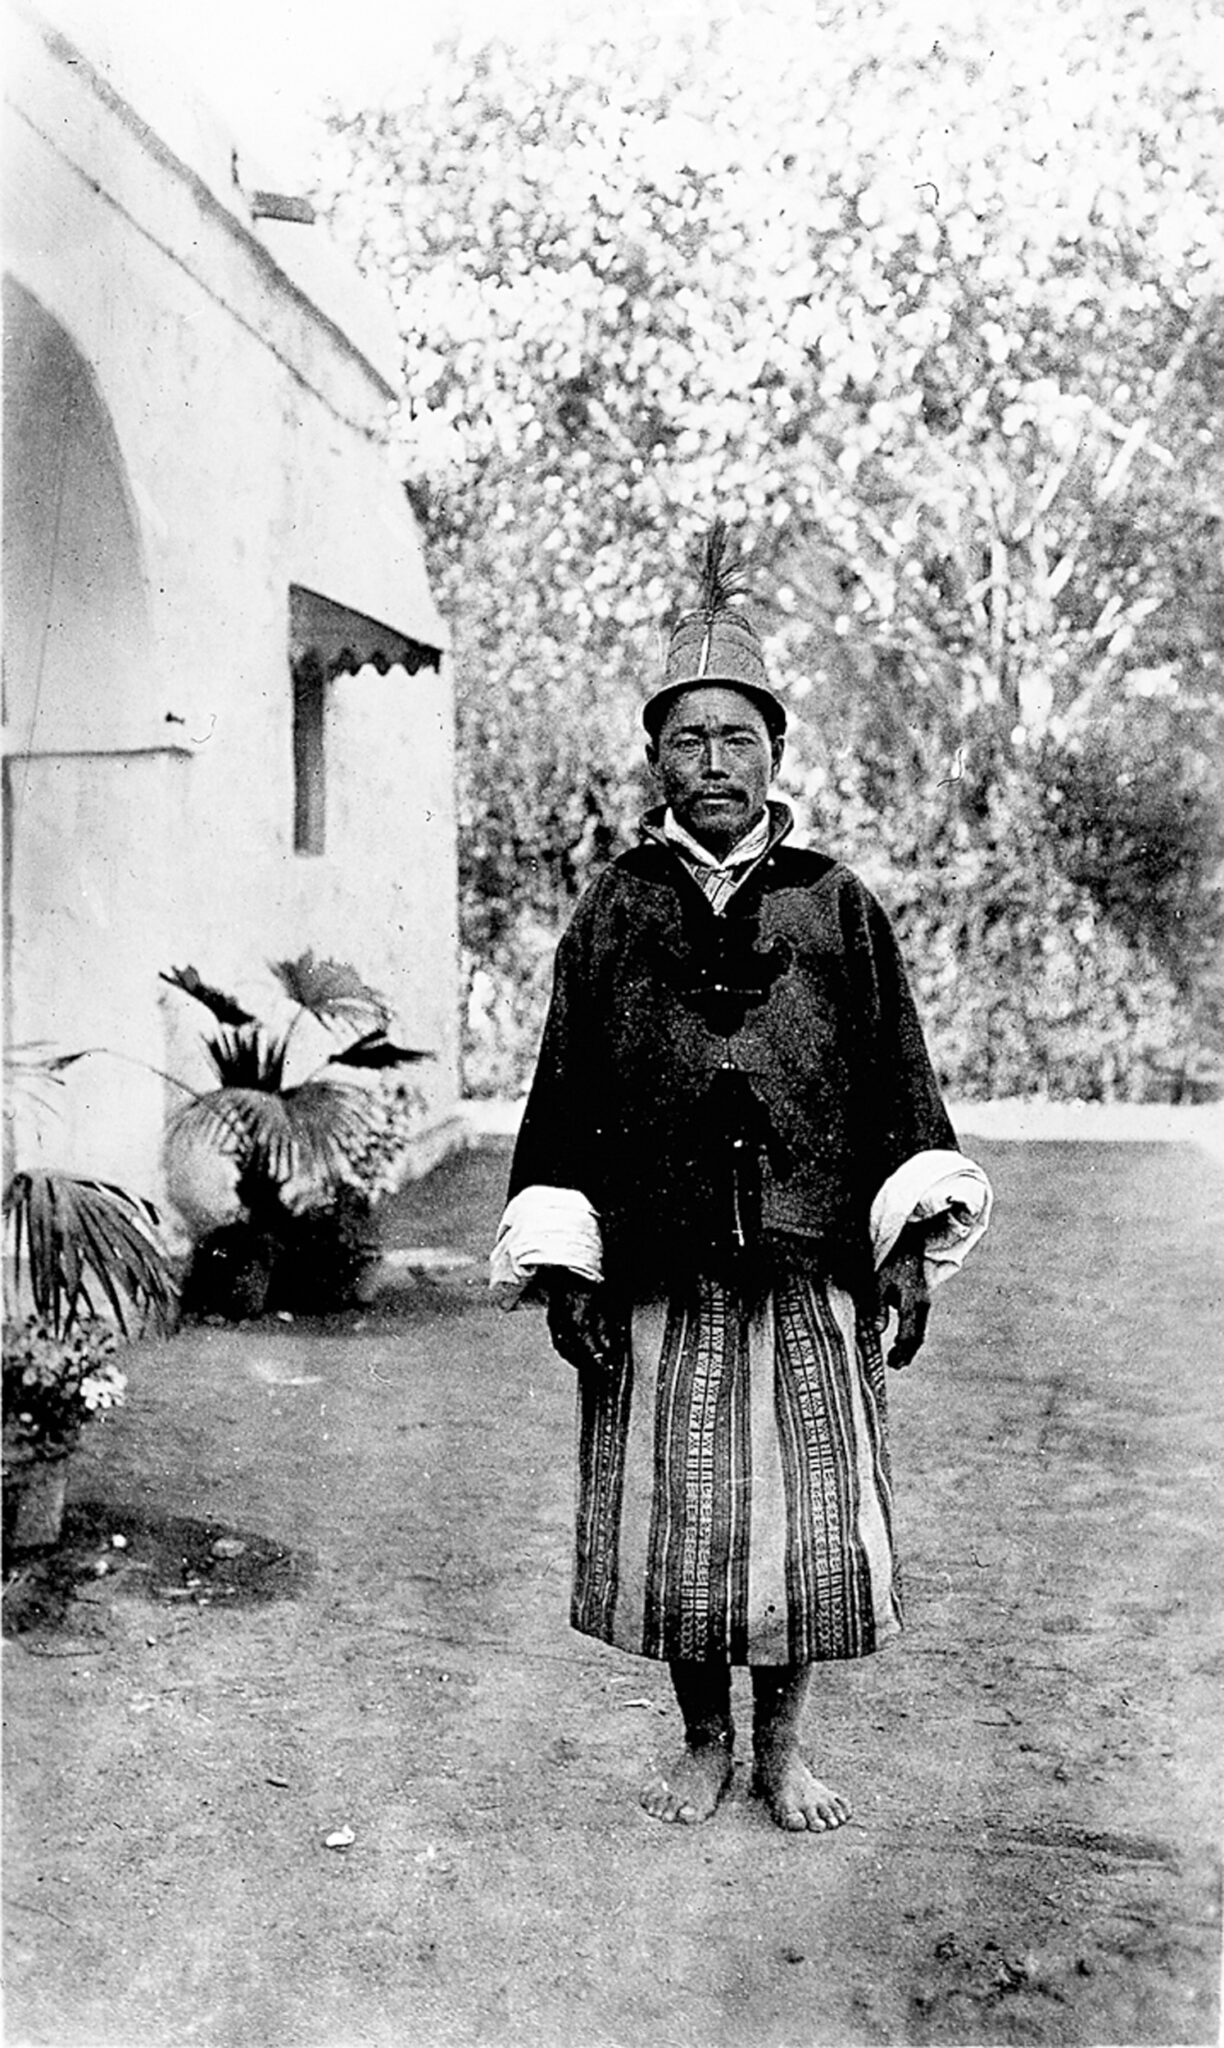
left=647, top=685, right=783, bottom=856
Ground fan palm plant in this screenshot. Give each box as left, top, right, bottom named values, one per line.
left=162, top=952, right=429, bottom=1195
left=161, top=953, right=430, bottom=1315
left=4, top=1169, right=177, bottom=1338
left=3, top=1044, right=177, bottom=1340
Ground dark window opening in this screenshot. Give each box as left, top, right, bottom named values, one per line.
left=292, top=650, right=326, bottom=855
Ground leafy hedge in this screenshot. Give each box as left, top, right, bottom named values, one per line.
left=320, top=0, right=1224, bottom=1103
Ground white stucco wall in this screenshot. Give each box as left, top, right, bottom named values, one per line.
left=3, top=7, right=461, bottom=1208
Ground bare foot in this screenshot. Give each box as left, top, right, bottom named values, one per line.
left=640, top=1741, right=734, bottom=1825
left=752, top=1750, right=850, bottom=1832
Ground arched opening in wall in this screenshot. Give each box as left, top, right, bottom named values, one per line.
left=2, top=276, right=154, bottom=755
left=2, top=276, right=166, bottom=1187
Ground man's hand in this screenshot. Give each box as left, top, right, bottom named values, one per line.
left=878, top=1239, right=931, bottom=1371
left=542, top=1272, right=621, bottom=1379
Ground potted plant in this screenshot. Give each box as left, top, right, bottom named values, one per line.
left=161, top=953, right=430, bottom=1317
left=3, top=1135, right=178, bottom=1550
left=2, top=1317, right=126, bottom=1548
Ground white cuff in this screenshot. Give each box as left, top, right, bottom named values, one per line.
left=489, top=1185, right=604, bottom=1309
left=871, top=1149, right=993, bottom=1286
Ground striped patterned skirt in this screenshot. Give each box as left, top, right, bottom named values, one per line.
left=571, top=1273, right=902, bottom=1666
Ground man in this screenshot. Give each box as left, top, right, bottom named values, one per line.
left=491, top=523, right=991, bottom=1832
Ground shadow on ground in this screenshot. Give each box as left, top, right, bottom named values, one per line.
left=3, top=1499, right=313, bottom=1635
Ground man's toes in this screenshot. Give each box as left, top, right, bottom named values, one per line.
left=757, top=1762, right=850, bottom=1832
left=640, top=1749, right=731, bottom=1825
left=801, top=1785, right=849, bottom=1830
left=639, top=1776, right=673, bottom=1819
left=781, top=1801, right=830, bottom=1832
left=639, top=1776, right=695, bottom=1824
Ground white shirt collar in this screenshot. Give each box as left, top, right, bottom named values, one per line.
left=660, top=806, right=772, bottom=871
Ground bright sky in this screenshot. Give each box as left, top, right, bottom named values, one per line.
left=47, top=0, right=1224, bottom=191
left=94, top=0, right=504, bottom=178
left=90, top=0, right=696, bottom=183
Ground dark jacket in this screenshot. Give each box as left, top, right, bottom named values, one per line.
left=509, top=806, right=956, bottom=1304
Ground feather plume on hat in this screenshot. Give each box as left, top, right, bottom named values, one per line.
left=643, top=518, right=786, bottom=739
left=686, top=518, right=751, bottom=674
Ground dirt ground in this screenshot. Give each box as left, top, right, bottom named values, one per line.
left=4, top=1132, right=1222, bottom=2048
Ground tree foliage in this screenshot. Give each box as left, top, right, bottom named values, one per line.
left=318, top=0, right=1224, bottom=1098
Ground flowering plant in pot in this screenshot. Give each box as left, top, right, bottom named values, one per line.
left=162, top=954, right=430, bottom=1318
left=3, top=1316, right=127, bottom=1456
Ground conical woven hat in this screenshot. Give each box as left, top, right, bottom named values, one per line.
left=643, top=522, right=786, bottom=739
